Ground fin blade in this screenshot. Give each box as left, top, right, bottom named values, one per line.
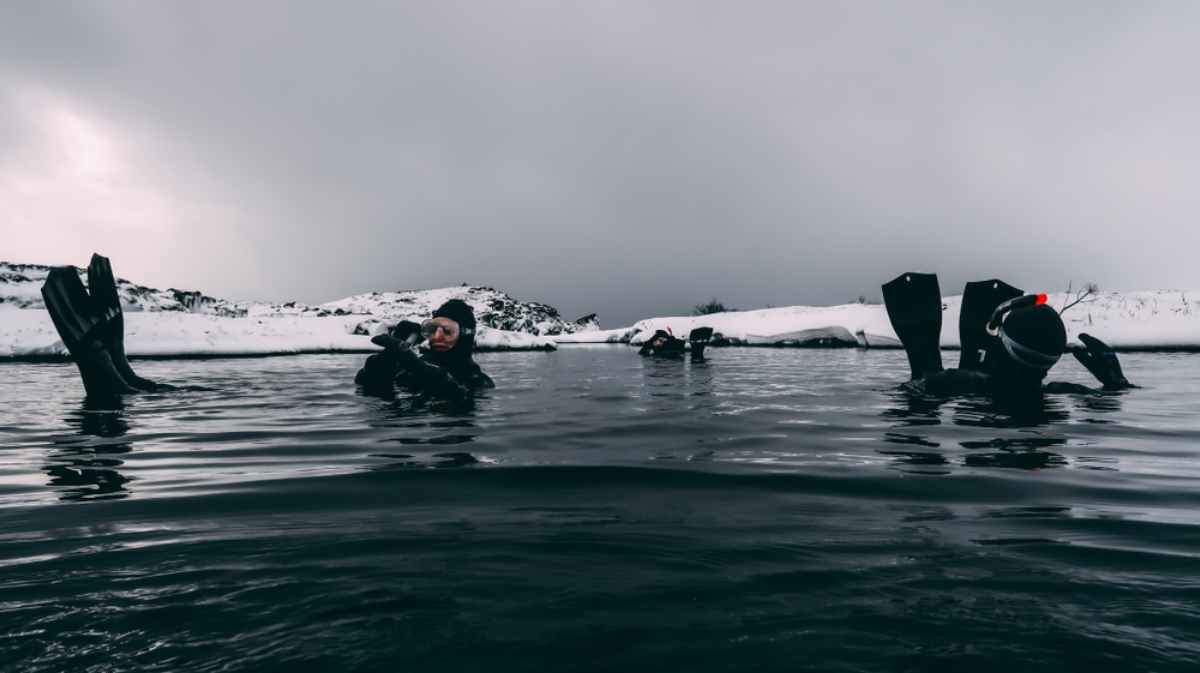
left=41, top=267, right=100, bottom=348
left=86, top=253, right=122, bottom=317
left=882, top=272, right=944, bottom=379
left=958, top=279, right=1023, bottom=370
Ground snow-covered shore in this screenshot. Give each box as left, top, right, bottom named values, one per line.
left=5, top=259, right=1197, bottom=357
left=1, top=261, right=567, bottom=359
left=0, top=308, right=557, bottom=359
left=554, top=290, right=1200, bottom=351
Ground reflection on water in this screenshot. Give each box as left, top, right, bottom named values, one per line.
left=44, top=400, right=134, bottom=501
left=1, top=350, right=1199, bottom=673
left=878, top=384, right=1137, bottom=473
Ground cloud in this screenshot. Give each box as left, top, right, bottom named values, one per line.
left=3, top=2, right=1199, bottom=324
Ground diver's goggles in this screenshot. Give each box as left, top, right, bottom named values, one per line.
left=420, top=318, right=474, bottom=339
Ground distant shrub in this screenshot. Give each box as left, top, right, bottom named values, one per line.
left=1060, top=281, right=1098, bottom=315
left=692, top=298, right=728, bottom=315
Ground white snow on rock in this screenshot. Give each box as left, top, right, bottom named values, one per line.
left=0, top=307, right=555, bottom=359
left=1, top=262, right=246, bottom=316
left=1, top=261, right=563, bottom=358
left=318, top=285, right=586, bottom=336
left=555, top=290, right=1200, bottom=351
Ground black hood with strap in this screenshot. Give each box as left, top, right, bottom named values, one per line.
left=422, top=299, right=485, bottom=382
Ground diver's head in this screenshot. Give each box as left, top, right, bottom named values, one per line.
left=986, top=294, right=1066, bottom=385
left=425, top=300, right=477, bottom=354
left=651, top=329, right=670, bottom=348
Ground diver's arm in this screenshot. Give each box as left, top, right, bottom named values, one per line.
left=397, top=351, right=471, bottom=403
left=354, top=321, right=424, bottom=389
left=910, top=368, right=991, bottom=396
left=1068, top=333, right=1136, bottom=391
left=367, top=334, right=471, bottom=403
left=1042, top=381, right=1101, bottom=394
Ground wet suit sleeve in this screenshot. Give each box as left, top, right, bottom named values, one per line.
left=396, top=351, right=472, bottom=403
left=906, top=368, right=992, bottom=396
left=1042, top=381, right=1101, bottom=394
left=362, top=334, right=473, bottom=403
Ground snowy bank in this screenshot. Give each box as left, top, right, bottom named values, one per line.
left=0, top=307, right=556, bottom=359
left=1, top=261, right=571, bottom=358
left=555, top=290, right=1200, bottom=351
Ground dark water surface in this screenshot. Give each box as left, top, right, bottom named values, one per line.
left=2, top=348, right=1199, bottom=672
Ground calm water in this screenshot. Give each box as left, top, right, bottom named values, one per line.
left=2, top=348, right=1199, bottom=672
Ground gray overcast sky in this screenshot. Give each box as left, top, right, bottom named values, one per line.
left=3, top=2, right=1199, bottom=326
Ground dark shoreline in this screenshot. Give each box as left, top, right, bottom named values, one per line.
left=4, top=343, right=1197, bottom=363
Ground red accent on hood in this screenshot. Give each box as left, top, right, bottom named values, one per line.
left=1036, top=293, right=1048, bottom=305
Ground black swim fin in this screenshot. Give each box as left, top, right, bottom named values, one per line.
left=86, top=254, right=159, bottom=391
left=41, top=265, right=137, bottom=398
left=688, top=326, right=713, bottom=362
left=42, top=266, right=104, bottom=351
left=882, top=272, right=944, bottom=380
left=957, top=279, right=1022, bottom=371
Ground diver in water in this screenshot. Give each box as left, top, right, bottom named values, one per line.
left=40, top=254, right=169, bottom=400
left=882, top=272, right=1135, bottom=397
left=354, top=299, right=494, bottom=403
left=637, top=327, right=713, bottom=362
left=40, top=254, right=492, bottom=405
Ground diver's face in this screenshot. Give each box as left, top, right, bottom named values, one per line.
left=427, top=318, right=460, bottom=352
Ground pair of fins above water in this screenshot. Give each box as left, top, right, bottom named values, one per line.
left=40, top=254, right=165, bottom=399
left=882, top=272, right=1134, bottom=392
left=882, top=273, right=1024, bottom=379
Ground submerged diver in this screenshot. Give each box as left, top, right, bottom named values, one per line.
left=40, top=254, right=169, bottom=400
left=637, top=327, right=713, bottom=362
left=354, top=299, right=494, bottom=403
left=882, top=272, right=1135, bottom=397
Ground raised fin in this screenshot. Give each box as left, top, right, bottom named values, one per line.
left=41, top=266, right=102, bottom=350
left=958, top=279, right=1022, bottom=371
left=882, top=272, right=944, bottom=379
left=87, top=254, right=158, bottom=391
left=688, top=326, right=713, bottom=362
left=41, top=264, right=136, bottom=399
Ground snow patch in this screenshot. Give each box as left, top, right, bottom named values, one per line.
left=555, top=290, right=1200, bottom=351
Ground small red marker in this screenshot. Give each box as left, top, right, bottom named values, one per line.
left=1036, top=293, right=1048, bottom=305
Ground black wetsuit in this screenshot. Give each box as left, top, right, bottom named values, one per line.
left=355, top=335, right=493, bottom=403
left=903, top=367, right=1109, bottom=397
left=882, top=272, right=1135, bottom=398
left=637, top=328, right=711, bottom=361
left=905, top=332, right=1134, bottom=397
left=638, top=336, right=687, bottom=358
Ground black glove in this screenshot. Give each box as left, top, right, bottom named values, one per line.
left=389, top=320, right=423, bottom=345
left=1070, top=333, right=1135, bottom=390
left=370, top=333, right=421, bottom=366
